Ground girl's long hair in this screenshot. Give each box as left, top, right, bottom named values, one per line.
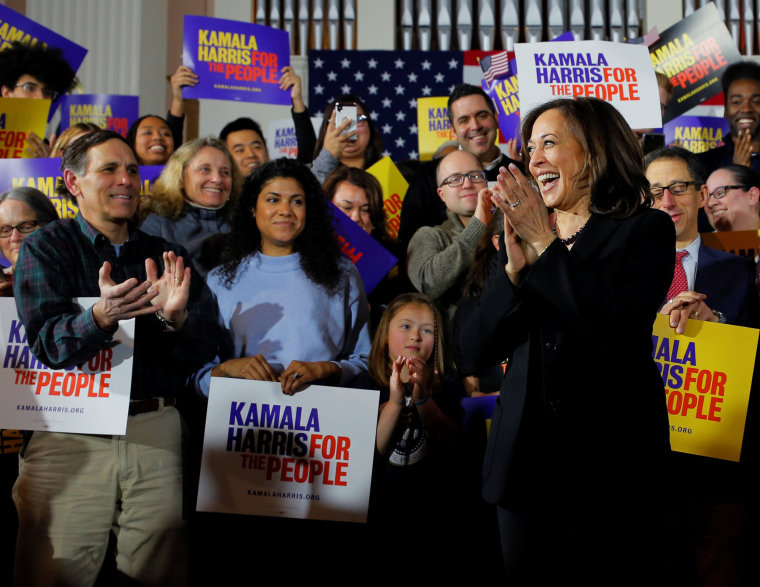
left=367, top=293, right=445, bottom=389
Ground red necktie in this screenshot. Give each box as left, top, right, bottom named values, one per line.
left=666, top=251, right=689, bottom=300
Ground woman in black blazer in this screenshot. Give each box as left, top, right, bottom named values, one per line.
left=460, top=98, right=675, bottom=584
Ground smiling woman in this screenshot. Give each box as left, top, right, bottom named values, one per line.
left=705, top=164, right=760, bottom=231
left=0, top=187, right=59, bottom=294
left=194, top=158, right=370, bottom=397
left=140, top=137, right=243, bottom=277
left=460, top=97, right=676, bottom=583
left=127, top=115, right=176, bottom=165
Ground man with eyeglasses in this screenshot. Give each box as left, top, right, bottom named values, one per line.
left=398, top=84, right=522, bottom=245
left=407, top=150, right=492, bottom=325
left=0, top=41, right=77, bottom=157
left=645, top=146, right=757, bottom=328
left=644, top=145, right=758, bottom=586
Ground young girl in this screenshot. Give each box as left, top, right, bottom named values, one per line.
left=370, top=293, right=453, bottom=460
left=368, top=293, right=463, bottom=579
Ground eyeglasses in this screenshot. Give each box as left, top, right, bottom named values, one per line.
left=440, top=171, right=487, bottom=187
left=650, top=181, right=700, bottom=199
left=14, top=82, right=60, bottom=101
left=708, top=184, right=749, bottom=200
left=356, top=114, right=369, bottom=127
left=0, top=221, right=39, bottom=238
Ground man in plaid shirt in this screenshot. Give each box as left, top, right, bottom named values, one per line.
left=12, top=130, right=218, bottom=586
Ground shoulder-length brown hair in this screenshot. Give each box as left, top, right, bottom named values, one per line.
left=368, top=293, right=445, bottom=389
left=322, top=166, right=387, bottom=240
left=141, top=136, right=242, bottom=220
left=520, top=97, right=650, bottom=218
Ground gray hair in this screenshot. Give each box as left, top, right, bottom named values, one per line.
left=0, top=187, right=60, bottom=225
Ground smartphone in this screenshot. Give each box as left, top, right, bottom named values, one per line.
left=335, top=103, right=358, bottom=142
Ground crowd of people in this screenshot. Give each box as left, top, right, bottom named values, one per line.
left=1, top=34, right=760, bottom=586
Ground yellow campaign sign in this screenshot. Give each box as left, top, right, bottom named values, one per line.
left=700, top=230, right=760, bottom=262
left=416, top=96, right=454, bottom=161
left=0, top=97, right=50, bottom=158
left=652, top=314, right=758, bottom=461
left=366, top=156, right=408, bottom=240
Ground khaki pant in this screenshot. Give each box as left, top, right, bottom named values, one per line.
left=13, top=406, right=186, bottom=587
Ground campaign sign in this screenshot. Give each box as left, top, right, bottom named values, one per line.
left=483, top=72, right=520, bottom=148
left=182, top=15, right=290, bottom=105
left=485, top=34, right=573, bottom=150
left=417, top=97, right=455, bottom=161
left=652, top=314, right=757, bottom=461
left=60, top=95, right=139, bottom=138
left=663, top=115, right=729, bottom=153
left=700, top=230, right=759, bottom=261
left=514, top=40, right=661, bottom=130
left=650, top=3, right=741, bottom=123
left=266, top=117, right=299, bottom=159
left=0, top=98, right=50, bottom=159
left=197, top=378, right=379, bottom=522
left=0, top=5, right=88, bottom=120
left=0, top=298, right=134, bottom=435
left=330, top=201, right=397, bottom=294
left=0, top=158, right=165, bottom=218
left=366, top=156, right=409, bottom=240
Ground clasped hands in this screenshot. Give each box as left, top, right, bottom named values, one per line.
left=487, top=164, right=555, bottom=284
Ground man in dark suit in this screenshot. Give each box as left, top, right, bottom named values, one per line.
left=645, top=146, right=758, bottom=587
left=646, top=146, right=758, bottom=330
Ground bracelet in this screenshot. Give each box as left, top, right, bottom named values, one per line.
left=156, top=309, right=188, bottom=330
left=413, top=394, right=431, bottom=406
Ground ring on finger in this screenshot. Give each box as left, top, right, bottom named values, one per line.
left=508, top=199, right=521, bottom=208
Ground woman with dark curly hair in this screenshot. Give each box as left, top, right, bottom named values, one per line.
left=194, top=158, right=371, bottom=396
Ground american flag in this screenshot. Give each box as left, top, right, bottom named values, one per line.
left=308, top=50, right=464, bottom=162
left=479, top=51, right=511, bottom=85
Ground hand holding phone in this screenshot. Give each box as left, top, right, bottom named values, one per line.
left=335, top=103, right=358, bottom=142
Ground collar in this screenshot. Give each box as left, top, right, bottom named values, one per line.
left=680, top=235, right=701, bottom=258
left=186, top=199, right=227, bottom=211
left=483, top=152, right=504, bottom=171
left=445, top=209, right=467, bottom=229
left=457, top=146, right=503, bottom=170
left=75, top=213, right=138, bottom=247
